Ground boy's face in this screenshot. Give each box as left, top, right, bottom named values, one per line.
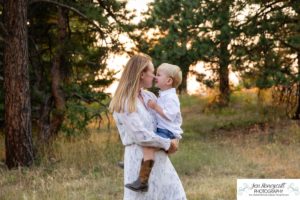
left=155, top=69, right=173, bottom=90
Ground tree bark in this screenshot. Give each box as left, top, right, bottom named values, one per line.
left=38, top=95, right=53, bottom=143
left=178, top=67, right=188, bottom=94
left=178, top=49, right=191, bottom=94
left=218, top=40, right=230, bottom=107
left=217, top=1, right=231, bottom=107
left=4, top=0, right=34, bottom=169
left=293, top=51, right=300, bottom=119
left=48, top=7, right=68, bottom=140
left=292, top=2, right=300, bottom=120
left=36, top=7, right=68, bottom=143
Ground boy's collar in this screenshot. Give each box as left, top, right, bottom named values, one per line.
left=159, top=88, right=176, bottom=97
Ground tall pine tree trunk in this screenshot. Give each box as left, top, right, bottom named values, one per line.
left=178, top=66, right=188, bottom=94
left=218, top=40, right=230, bottom=107
left=217, top=1, right=231, bottom=107
left=292, top=2, right=300, bottom=120
left=178, top=51, right=191, bottom=94
left=293, top=51, right=300, bottom=119
left=4, top=0, right=34, bottom=169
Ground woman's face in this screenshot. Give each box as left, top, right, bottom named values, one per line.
left=140, top=62, right=155, bottom=89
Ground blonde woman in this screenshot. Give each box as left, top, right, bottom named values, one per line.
left=110, top=54, right=186, bottom=200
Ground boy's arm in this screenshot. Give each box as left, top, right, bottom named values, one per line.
left=147, top=100, right=170, bottom=121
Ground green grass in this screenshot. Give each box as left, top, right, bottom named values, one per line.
left=1, top=90, right=300, bottom=200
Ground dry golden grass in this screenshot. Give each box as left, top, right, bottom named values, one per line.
left=1, top=91, right=300, bottom=200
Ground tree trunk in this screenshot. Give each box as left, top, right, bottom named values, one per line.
left=293, top=51, right=300, bottom=119
left=38, top=95, right=53, bottom=143
left=218, top=40, right=230, bottom=107
left=48, top=7, right=68, bottom=140
left=217, top=1, right=231, bottom=107
left=292, top=4, right=300, bottom=120
left=37, top=7, right=68, bottom=143
left=178, top=52, right=190, bottom=94
left=4, top=0, right=34, bottom=169
left=178, top=67, right=188, bottom=94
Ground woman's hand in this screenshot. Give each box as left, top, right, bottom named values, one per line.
left=167, top=139, right=179, bottom=154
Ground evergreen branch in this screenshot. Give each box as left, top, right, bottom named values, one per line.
left=200, top=56, right=219, bottom=64
left=237, top=0, right=290, bottom=30
left=71, top=93, right=108, bottom=107
left=97, top=0, right=122, bottom=25
left=29, top=0, right=106, bottom=39
left=72, top=93, right=98, bottom=104
left=97, top=0, right=127, bottom=45
left=69, top=92, right=111, bottom=130
left=278, top=39, right=300, bottom=52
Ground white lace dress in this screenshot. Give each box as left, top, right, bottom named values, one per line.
left=113, top=90, right=187, bottom=200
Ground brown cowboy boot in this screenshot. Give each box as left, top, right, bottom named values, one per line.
left=125, top=159, right=154, bottom=192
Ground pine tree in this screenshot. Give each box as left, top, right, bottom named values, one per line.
left=0, top=0, right=129, bottom=167
left=240, top=0, right=300, bottom=118
left=26, top=0, right=128, bottom=141
left=3, top=0, right=34, bottom=169
left=133, top=0, right=246, bottom=106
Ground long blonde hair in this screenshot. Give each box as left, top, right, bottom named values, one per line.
left=109, top=54, right=152, bottom=113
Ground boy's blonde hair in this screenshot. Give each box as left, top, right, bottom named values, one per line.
left=109, top=54, right=152, bottom=113
left=157, top=63, right=182, bottom=88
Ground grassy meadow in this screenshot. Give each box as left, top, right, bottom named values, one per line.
left=0, top=89, right=300, bottom=200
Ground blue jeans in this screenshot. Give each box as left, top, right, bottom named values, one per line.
left=156, top=128, right=176, bottom=139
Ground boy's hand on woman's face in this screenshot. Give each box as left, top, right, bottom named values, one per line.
left=147, top=100, right=157, bottom=110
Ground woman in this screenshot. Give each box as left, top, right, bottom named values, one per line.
left=109, top=54, right=187, bottom=200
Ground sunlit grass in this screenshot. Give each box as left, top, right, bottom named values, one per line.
left=0, top=90, right=300, bottom=200
left=0, top=129, right=124, bottom=200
